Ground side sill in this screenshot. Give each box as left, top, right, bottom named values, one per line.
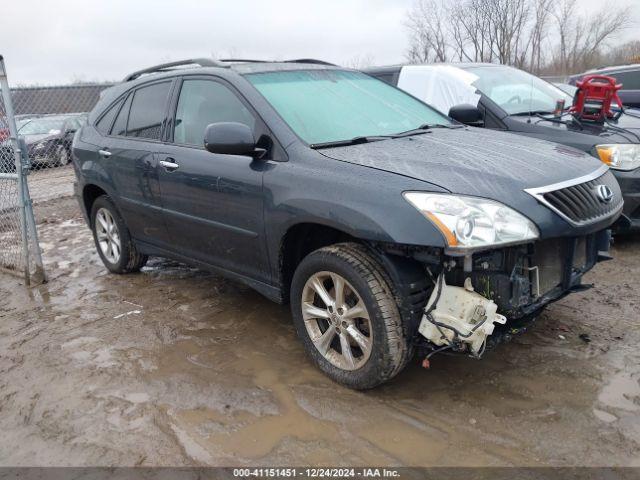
left=134, top=239, right=284, bottom=304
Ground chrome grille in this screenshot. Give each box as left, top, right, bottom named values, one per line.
left=525, top=166, right=623, bottom=226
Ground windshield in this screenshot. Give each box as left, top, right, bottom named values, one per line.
left=19, top=117, right=65, bottom=135
left=465, top=66, right=572, bottom=115
left=247, top=69, right=452, bottom=145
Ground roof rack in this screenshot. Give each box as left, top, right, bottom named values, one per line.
left=122, top=57, right=339, bottom=82
left=285, top=59, right=337, bottom=66
left=123, top=58, right=229, bottom=82
left=218, top=58, right=270, bottom=63
left=219, top=58, right=337, bottom=66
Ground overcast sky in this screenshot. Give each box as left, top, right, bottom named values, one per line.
left=1, top=0, right=637, bottom=86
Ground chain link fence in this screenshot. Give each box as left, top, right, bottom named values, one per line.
left=0, top=55, right=113, bottom=285
left=0, top=57, right=40, bottom=284
left=10, top=83, right=112, bottom=173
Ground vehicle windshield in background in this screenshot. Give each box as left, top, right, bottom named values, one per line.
left=466, top=66, right=573, bottom=116
left=247, top=69, right=452, bottom=145
left=19, top=117, right=65, bottom=135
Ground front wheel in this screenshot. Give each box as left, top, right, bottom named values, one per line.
left=56, top=146, right=70, bottom=166
left=290, top=243, right=411, bottom=389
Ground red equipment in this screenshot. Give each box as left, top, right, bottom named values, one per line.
left=570, top=74, right=624, bottom=122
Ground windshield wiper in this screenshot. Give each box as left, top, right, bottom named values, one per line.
left=511, top=110, right=555, bottom=116
left=309, top=123, right=456, bottom=149
left=310, top=136, right=390, bottom=149
left=391, top=123, right=460, bottom=137
left=422, top=123, right=464, bottom=129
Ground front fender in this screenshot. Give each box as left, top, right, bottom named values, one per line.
left=263, top=152, right=449, bottom=281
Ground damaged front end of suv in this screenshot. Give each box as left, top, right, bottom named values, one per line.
left=383, top=165, right=621, bottom=362
left=316, top=128, right=622, bottom=364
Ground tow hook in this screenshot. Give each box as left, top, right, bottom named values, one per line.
left=419, top=275, right=507, bottom=359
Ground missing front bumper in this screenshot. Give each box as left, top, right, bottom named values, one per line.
left=414, top=230, right=611, bottom=358
left=443, top=230, right=610, bottom=319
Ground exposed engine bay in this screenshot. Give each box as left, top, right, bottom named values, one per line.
left=407, top=229, right=612, bottom=361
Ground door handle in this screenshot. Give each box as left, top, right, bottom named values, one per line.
left=98, top=149, right=111, bottom=158
left=159, top=159, right=179, bottom=171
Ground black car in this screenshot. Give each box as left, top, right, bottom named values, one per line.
left=17, top=114, right=85, bottom=168
left=72, top=59, right=621, bottom=388
left=365, top=63, right=640, bottom=232
left=569, top=64, right=640, bottom=108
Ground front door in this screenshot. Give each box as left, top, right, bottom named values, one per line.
left=157, top=77, right=269, bottom=282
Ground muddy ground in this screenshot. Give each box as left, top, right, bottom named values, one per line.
left=0, top=174, right=639, bottom=467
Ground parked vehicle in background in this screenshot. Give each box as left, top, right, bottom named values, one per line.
left=365, top=63, right=640, bottom=232
left=554, top=83, right=577, bottom=96
left=73, top=58, right=621, bottom=388
left=17, top=113, right=86, bottom=168
left=0, top=117, right=9, bottom=144
left=570, top=64, right=640, bottom=108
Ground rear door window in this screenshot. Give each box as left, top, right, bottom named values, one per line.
left=173, top=79, right=256, bottom=146
left=126, top=82, right=172, bottom=140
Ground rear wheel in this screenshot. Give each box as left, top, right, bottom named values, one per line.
left=290, top=242, right=411, bottom=389
left=90, top=195, right=147, bottom=273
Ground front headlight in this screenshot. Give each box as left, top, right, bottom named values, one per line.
left=596, top=144, right=640, bottom=171
left=403, top=192, right=539, bottom=251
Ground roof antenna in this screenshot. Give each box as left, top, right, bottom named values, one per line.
left=527, top=70, right=534, bottom=124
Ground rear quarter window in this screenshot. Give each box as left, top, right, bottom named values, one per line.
left=112, top=94, right=133, bottom=137
left=95, top=98, right=123, bottom=135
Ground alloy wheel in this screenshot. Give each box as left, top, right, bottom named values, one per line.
left=95, top=208, right=121, bottom=264
left=301, top=271, right=373, bottom=371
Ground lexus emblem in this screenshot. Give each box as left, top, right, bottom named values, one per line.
left=595, top=185, right=614, bottom=204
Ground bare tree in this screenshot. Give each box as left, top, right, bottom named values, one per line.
left=345, top=54, right=375, bottom=69
left=448, top=0, right=495, bottom=63
left=485, top=0, right=531, bottom=66
left=549, top=0, right=632, bottom=74
left=405, top=0, right=634, bottom=75
left=405, top=0, right=450, bottom=63
left=609, top=40, right=640, bottom=65
left=527, top=0, right=552, bottom=73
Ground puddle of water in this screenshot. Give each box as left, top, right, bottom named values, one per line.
left=593, top=409, right=618, bottom=423
left=598, top=372, right=640, bottom=412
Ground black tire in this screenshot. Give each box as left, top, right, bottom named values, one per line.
left=56, top=146, right=71, bottom=166
left=90, top=195, right=148, bottom=274
left=290, top=242, right=411, bottom=389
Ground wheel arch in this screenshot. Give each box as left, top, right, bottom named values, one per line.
left=278, top=222, right=431, bottom=316
left=82, top=184, right=109, bottom=224
left=279, top=222, right=355, bottom=303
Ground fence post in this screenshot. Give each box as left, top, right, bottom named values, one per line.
left=0, top=55, right=46, bottom=285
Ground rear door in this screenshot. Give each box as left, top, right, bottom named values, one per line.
left=99, top=80, right=174, bottom=248
left=156, top=76, right=270, bottom=282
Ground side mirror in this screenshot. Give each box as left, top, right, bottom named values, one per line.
left=448, top=104, right=484, bottom=126
left=204, top=122, right=265, bottom=158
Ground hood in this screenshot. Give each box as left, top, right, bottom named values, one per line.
left=22, top=133, right=57, bottom=145
left=509, top=110, right=640, bottom=146
left=318, top=127, right=604, bottom=207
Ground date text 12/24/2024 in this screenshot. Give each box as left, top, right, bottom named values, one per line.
left=233, top=468, right=401, bottom=478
